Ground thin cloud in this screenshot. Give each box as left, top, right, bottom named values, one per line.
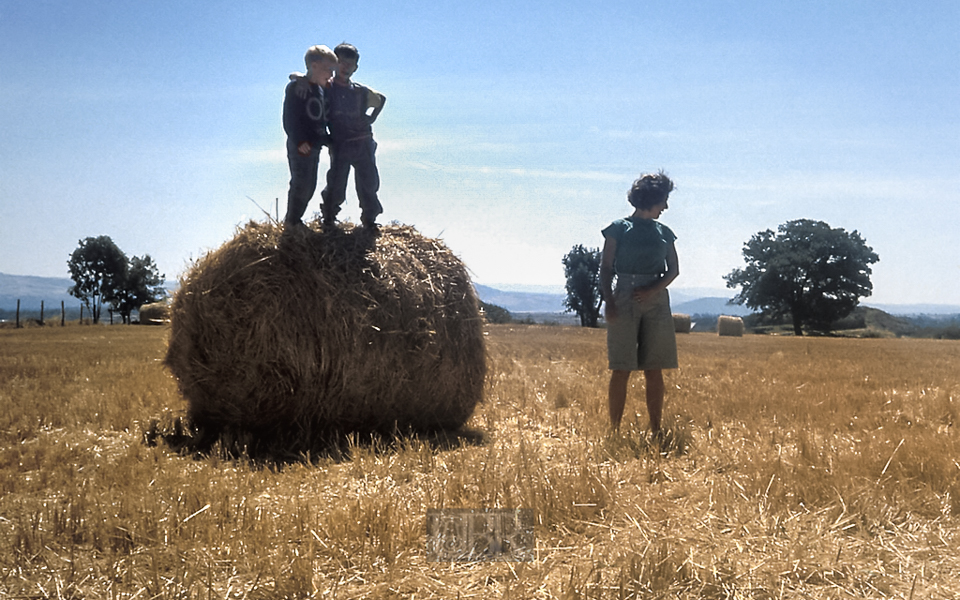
left=403, top=161, right=624, bottom=182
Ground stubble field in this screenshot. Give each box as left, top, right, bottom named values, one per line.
left=2, top=323, right=959, bottom=598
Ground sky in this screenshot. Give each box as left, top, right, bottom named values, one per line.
left=1, top=0, right=958, bottom=305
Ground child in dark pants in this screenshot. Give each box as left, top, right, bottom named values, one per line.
left=282, top=45, right=337, bottom=229
left=321, top=43, right=386, bottom=229
left=295, top=43, right=386, bottom=229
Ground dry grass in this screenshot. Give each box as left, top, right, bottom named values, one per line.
left=2, top=324, right=959, bottom=598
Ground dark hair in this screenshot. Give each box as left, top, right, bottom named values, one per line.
left=627, top=171, right=675, bottom=210
left=334, top=43, right=360, bottom=61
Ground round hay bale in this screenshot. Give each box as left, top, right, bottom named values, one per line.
left=164, top=220, right=486, bottom=450
left=138, top=300, right=170, bottom=325
left=672, top=313, right=691, bottom=334
left=717, top=315, right=745, bottom=337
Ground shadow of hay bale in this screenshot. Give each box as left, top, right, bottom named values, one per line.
left=142, top=413, right=488, bottom=465
left=163, top=220, right=487, bottom=458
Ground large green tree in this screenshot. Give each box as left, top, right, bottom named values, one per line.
left=68, top=236, right=127, bottom=324
left=68, top=237, right=166, bottom=324
left=108, top=254, right=166, bottom=324
left=724, top=219, right=879, bottom=335
left=563, top=245, right=603, bottom=328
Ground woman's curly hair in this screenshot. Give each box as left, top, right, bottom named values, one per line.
left=627, top=171, right=675, bottom=210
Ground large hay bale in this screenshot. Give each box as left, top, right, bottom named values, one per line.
left=164, top=221, right=486, bottom=449
left=138, top=300, right=170, bottom=325
left=717, top=315, right=745, bottom=337
left=672, top=313, right=691, bottom=334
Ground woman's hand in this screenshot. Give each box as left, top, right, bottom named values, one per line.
left=604, top=299, right=618, bottom=322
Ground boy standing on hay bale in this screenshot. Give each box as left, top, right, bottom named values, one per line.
left=282, top=45, right=337, bottom=229
left=600, top=171, right=679, bottom=436
left=293, top=43, right=386, bottom=230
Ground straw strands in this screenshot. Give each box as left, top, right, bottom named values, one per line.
left=164, top=220, right=486, bottom=451
left=672, top=313, right=691, bottom=333
left=718, top=315, right=745, bottom=336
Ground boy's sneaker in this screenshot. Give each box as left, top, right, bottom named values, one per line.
left=283, top=219, right=306, bottom=232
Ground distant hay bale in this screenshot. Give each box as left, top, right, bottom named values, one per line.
left=672, top=313, right=691, bottom=334
left=717, top=315, right=745, bottom=337
left=138, top=300, right=170, bottom=325
left=164, top=220, right=486, bottom=451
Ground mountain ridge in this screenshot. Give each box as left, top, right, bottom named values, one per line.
left=3, top=272, right=959, bottom=317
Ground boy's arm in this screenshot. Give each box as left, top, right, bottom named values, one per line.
left=289, top=72, right=311, bottom=100
left=366, top=89, right=386, bottom=124
left=282, top=83, right=312, bottom=154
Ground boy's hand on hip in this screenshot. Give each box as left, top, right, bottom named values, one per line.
left=297, top=142, right=311, bottom=156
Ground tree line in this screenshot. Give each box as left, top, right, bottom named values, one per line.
left=563, top=219, right=879, bottom=336
left=67, top=236, right=166, bottom=324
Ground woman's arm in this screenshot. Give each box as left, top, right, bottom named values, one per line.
left=600, top=236, right=618, bottom=320
left=634, top=242, right=679, bottom=302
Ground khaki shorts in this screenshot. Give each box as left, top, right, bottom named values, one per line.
left=606, top=275, right=678, bottom=371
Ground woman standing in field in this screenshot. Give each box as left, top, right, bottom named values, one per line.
left=600, top=172, right=679, bottom=434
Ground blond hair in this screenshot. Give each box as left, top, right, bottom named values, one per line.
left=304, top=45, right=337, bottom=67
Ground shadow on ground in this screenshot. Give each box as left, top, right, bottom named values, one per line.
left=142, top=412, right=488, bottom=469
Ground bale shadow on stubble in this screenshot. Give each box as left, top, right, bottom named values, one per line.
left=142, top=413, right=489, bottom=470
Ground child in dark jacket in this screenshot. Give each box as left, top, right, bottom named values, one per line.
left=320, top=43, right=386, bottom=229
left=292, top=43, right=385, bottom=229
left=282, top=45, right=337, bottom=229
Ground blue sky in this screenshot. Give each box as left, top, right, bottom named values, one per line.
left=1, top=0, right=958, bottom=305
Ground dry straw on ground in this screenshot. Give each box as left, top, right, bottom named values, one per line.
left=717, top=314, right=745, bottom=336
left=672, top=313, right=691, bottom=333
left=4, top=325, right=960, bottom=597
left=165, top=220, right=486, bottom=452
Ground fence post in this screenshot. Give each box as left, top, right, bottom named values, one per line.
left=16, top=299, right=20, bottom=328
left=80, top=304, right=83, bottom=324
left=40, top=301, right=45, bottom=326
left=61, top=301, right=65, bottom=327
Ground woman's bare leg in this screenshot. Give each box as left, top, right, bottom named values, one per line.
left=643, top=369, right=665, bottom=433
left=608, top=370, right=631, bottom=428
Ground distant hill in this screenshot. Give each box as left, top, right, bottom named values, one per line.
left=473, top=284, right=567, bottom=313
left=863, top=302, right=960, bottom=316
left=671, top=296, right=753, bottom=317
left=0, top=272, right=77, bottom=311
left=0, top=272, right=176, bottom=312
left=3, top=272, right=958, bottom=319
left=473, top=284, right=753, bottom=317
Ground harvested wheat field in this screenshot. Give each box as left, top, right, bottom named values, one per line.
left=2, top=323, right=960, bottom=598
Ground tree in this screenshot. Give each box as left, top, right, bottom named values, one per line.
left=563, top=245, right=603, bottom=328
left=107, top=254, right=166, bottom=324
left=724, top=219, right=879, bottom=336
left=479, top=301, right=512, bottom=324
left=67, top=236, right=127, bottom=324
